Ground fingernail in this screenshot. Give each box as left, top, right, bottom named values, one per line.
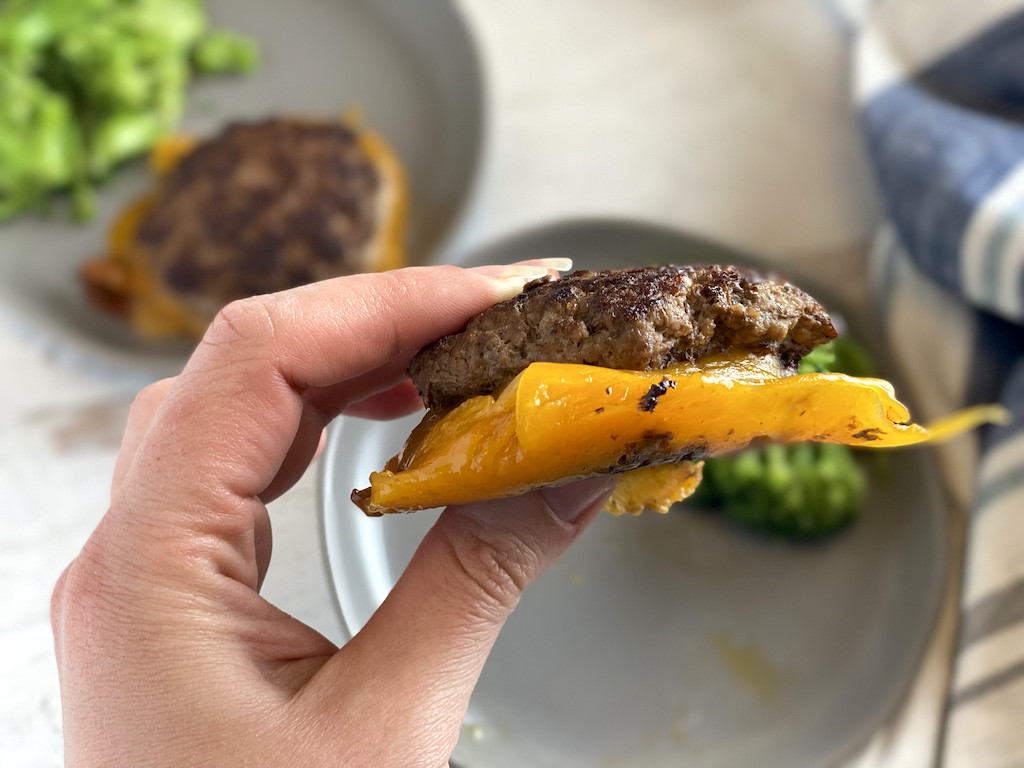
left=470, top=264, right=553, bottom=280
left=473, top=266, right=552, bottom=302
left=541, top=476, right=618, bottom=524
left=471, top=260, right=574, bottom=302
left=522, top=257, right=573, bottom=272
left=469, top=258, right=573, bottom=277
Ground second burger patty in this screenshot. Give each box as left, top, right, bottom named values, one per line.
left=408, top=265, right=837, bottom=409
left=135, top=118, right=382, bottom=323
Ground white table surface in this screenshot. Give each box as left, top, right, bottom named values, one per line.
left=1, top=2, right=888, bottom=765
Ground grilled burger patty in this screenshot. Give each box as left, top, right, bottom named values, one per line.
left=408, top=265, right=837, bottom=409
left=134, top=118, right=382, bottom=322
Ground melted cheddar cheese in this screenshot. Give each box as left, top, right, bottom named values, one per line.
left=353, top=356, right=1006, bottom=517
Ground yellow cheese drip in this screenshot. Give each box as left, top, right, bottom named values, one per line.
left=355, top=358, right=1006, bottom=516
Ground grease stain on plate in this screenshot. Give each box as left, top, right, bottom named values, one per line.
left=710, top=631, right=787, bottom=701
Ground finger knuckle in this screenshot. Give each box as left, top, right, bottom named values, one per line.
left=129, top=377, right=172, bottom=414
left=50, top=544, right=117, bottom=648
left=49, top=563, right=72, bottom=645
left=439, top=517, right=540, bottom=615
left=377, top=267, right=414, bottom=299
left=359, top=271, right=416, bottom=351
left=204, top=295, right=277, bottom=350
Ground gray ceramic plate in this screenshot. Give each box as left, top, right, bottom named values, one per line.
left=320, top=219, right=948, bottom=768
left=0, top=0, right=484, bottom=386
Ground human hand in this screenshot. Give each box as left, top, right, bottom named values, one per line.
left=51, top=264, right=616, bottom=767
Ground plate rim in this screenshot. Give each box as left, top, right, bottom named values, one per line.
left=0, top=0, right=490, bottom=386
left=317, top=215, right=950, bottom=768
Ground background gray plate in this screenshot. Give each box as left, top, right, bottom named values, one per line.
left=320, top=219, right=948, bottom=768
left=0, top=0, right=484, bottom=386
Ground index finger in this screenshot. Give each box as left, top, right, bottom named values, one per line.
left=119, top=264, right=549, bottom=519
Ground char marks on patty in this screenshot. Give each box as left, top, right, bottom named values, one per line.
left=135, top=118, right=381, bottom=322
left=408, top=265, right=836, bottom=408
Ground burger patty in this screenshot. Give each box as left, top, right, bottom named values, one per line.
left=134, top=118, right=381, bottom=322
left=408, top=265, right=836, bottom=409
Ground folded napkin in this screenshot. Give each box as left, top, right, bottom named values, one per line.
left=852, top=2, right=1024, bottom=765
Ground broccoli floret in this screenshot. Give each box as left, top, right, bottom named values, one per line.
left=695, top=442, right=866, bottom=539
left=799, top=337, right=875, bottom=378
left=0, top=64, right=84, bottom=218
left=0, top=0, right=259, bottom=222
left=690, top=336, right=873, bottom=540
left=192, top=29, right=260, bottom=75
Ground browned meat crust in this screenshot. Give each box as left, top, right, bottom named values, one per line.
left=408, top=265, right=836, bottom=408
left=135, top=118, right=381, bottom=322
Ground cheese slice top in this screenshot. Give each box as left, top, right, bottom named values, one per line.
left=353, top=355, right=1005, bottom=516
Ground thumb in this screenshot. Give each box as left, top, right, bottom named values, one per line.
left=308, top=476, right=615, bottom=756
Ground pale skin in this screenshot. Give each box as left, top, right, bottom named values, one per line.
left=51, top=263, right=616, bottom=767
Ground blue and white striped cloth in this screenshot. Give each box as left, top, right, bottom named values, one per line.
left=853, top=2, right=1024, bottom=765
